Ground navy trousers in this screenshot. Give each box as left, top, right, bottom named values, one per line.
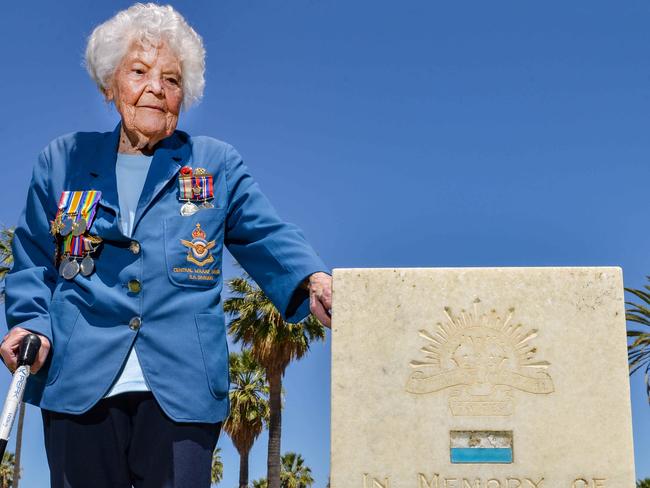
left=41, top=392, right=221, bottom=488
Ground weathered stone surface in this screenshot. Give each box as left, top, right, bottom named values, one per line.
left=331, top=267, right=634, bottom=488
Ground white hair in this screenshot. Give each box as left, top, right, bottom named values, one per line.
left=85, top=3, right=205, bottom=109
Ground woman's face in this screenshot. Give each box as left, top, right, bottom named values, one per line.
left=106, top=40, right=183, bottom=146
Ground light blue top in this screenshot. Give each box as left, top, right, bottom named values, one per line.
left=105, top=153, right=153, bottom=398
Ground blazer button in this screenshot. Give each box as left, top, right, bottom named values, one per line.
left=129, top=241, right=141, bottom=254
left=128, top=279, right=142, bottom=294
left=129, top=317, right=141, bottom=331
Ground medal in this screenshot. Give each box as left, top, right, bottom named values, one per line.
left=58, top=257, right=68, bottom=277
left=62, top=258, right=80, bottom=280
left=56, top=190, right=101, bottom=236
left=72, top=218, right=87, bottom=236
left=85, top=234, right=103, bottom=246
left=80, top=255, right=95, bottom=277
left=60, top=235, right=89, bottom=279
left=54, top=190, right=103, bottom=278
left=50, top=213, right=64, bottom=236
left=178, top=166, right=214, bottom=215
left=78, top=235, right=101, bottom=277
left=60, top=216, right=74, bottom=236
left=180, top=201, right=199, bottom=216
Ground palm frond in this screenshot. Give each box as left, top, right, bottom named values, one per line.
left=211, top=447, right=223, bottom=485
left=225, top=274, right=326, bottom=377
left=625, top=287, right=650, bottom=306
left=626, top=279, right=650, bottom=403
left=280, top=452, right=314, bottom=488
left=0, top=227, right=14, bottom=304
left=223, top=348, right=270, bottom=456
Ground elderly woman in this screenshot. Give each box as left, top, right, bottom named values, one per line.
left=1, top=4, right=331, bottom=487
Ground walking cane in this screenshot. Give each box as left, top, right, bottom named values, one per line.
left=0, top=334, right=41, bottom=459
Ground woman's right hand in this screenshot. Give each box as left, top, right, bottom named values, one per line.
left=0, top=327, right=51, bottom=374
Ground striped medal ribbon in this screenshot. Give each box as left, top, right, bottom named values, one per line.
left=178, top=175, right=214, bottom=201
left=178, top=174, right=214, bottom=215
left=59, top=234, right=83, bottom=280
left=55, top=190, right=102, bottom=237
left=54, top=190, right=102, bottom=280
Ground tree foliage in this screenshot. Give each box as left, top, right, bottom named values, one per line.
left=0, top=452, right=15, bottom=488
left=225, top=275, right=325, bottom=488
left=211, top=447, right=223, bottom=486
left=0, top=227, right=14, bottom=302
left=249, top=452, right=314, bottom=488
left=226, top=275, right=325, bottom=378
left=279, top=452, right=314, bottom=488
left=626, top=279, right=650, bottom=400
left=224, top=349, right=269, bottom=488
left=252, top=479, right=268, bottom=488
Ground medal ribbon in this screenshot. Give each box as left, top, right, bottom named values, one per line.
left=80, top=190, right=102, bottom=223
left=179, top=176, right=193, bottom=201
left=178, top=176, right=214, bottom=201
left=55, top=191, right=72, bottom=221
left=199, top=176, right=214, bottom=201
left=56, top=190, right=103, bottom=258
left=56, top=190, right=102, bottom=225
left=62, top=235, right=85, bottom=257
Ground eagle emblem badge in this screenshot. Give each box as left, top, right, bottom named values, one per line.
left=180, top=223, right=216, bottom=266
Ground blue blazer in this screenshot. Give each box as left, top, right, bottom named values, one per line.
left=4, top=124, right=328, bottom=423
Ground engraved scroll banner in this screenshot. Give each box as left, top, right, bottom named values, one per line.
left=406, top=368, right=554, bottom=395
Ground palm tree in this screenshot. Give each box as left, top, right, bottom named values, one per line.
left=0, top=228, right=22, bottom=488
left=211, top=447, right=223, bottom=486
left=0, top=227, right=13, bottom=288
left=280, top=452, right=314, bottom=488
left=250, top=452, right=314, bottom=488
left=637, top=479, right=650, bottom=488
left=225, top=275, right=325, bottom=488
left=224, top=349, right=269, bottom=488
left=0, top=452, right=15, bottom=488
left=626, top=280, right=650, bottom=400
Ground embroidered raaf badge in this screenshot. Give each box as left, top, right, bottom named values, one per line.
left=180, top=223, right=216, bottom=266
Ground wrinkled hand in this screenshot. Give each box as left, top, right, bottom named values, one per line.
left=308, top=272, right=332, bottom=328
left=0, top=327, right=50, bottom=374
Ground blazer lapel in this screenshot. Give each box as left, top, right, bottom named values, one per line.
left=85, top=124, right=190, bottom=238
left=86, top=123, right=121, bottom=211
left=132, top=131, right=189, bottom=235
left=86, top=124, right=123, bottom=240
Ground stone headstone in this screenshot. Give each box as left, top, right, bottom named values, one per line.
left=331, top=267, right=634, bottom=488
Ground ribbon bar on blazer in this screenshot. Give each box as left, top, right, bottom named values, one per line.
left=178, top=175, right=214, bottom=202
left=56, top=190, right=102, bottom=224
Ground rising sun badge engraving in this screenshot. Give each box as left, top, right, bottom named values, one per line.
left=180, top=223, right=216, bottom=267
left=406, top=298, right=554, bottom=416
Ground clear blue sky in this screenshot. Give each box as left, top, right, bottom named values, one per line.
left=1, top=1, right=649, bottom=486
